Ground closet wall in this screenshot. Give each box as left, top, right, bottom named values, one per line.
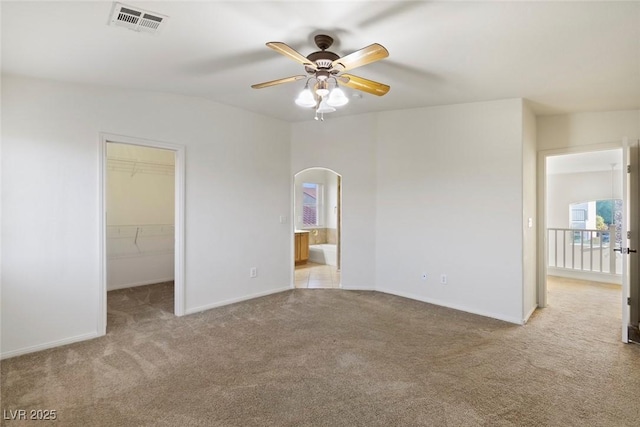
left=106, top=143, right=175, bottom=290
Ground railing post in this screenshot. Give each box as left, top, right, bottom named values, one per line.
left=589, top=230, right=593, bottom=271
left=554, top=229, right=558, bottom=267
left=580, top=231, right=584, bottom=270
left=571, top=230, right=575, bottom=270
left=563, top=230, right=566, bottom=268
left=609, top=224, right=616, bottom=274
left=599, top=230, right=604, bottom=272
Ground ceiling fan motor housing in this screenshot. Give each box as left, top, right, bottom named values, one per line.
left=314, top=34, right=334, bottom=50
left=306, top=51, right=339, bottom=73
left=305, top=34, right=340, bottom=74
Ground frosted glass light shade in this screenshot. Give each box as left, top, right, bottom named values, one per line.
left=316, top=99, right=336, bottom=114
left=295, top=88, right=316, bottom=107
left=327, top=88, right=349, bottom=107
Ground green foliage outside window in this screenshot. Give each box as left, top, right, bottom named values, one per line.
left=596, top=200, right=614, bottom=225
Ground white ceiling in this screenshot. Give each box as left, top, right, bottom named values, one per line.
left=546, top=149, right=623, bottom=175
left=2, top=1, right=639, bottom=122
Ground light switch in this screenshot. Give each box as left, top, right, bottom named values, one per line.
left=528, top=217, right=533, bottom=228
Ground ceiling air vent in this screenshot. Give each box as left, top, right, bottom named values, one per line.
left=109, top=2, right=168, bottom=35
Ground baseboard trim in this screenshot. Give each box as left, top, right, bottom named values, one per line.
left=107, top=277, right=174, bottom=291
left=547, top=268, right=621, bottom=285
left=184, top=286, right=292, bottom=315
left=340, top=286, right=375, bottom=291
left=1, top=331, right=101, bottom=360
left=376, top=287, right=523, bottom=325
left=523, top=304, right=538, bottom=324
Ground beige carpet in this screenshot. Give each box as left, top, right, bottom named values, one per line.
left=1, top=277, right=639, bottom=426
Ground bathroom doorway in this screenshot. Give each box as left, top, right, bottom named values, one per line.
left=293, top=168, right=341, bottom=289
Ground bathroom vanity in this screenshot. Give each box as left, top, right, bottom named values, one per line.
left=294, top=231, right=310, bottom=265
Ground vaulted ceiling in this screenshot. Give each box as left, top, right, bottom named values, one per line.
left=2, top=1, right=639, bottom=122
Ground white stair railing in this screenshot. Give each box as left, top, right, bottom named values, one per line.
left=547, top=225, right=619, bottom=274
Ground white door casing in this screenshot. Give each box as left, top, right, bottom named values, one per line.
left=620, top=137, right=638, bottom=343
left=99, top=133, right=186, bottom=336
left=538, top=141, right=628, bottom=342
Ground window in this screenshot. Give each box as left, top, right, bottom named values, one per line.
left=569, top=199, right=622, bottom=244
left=569, top=202, right=589, bottom=229
left=302, top=182, right=323, bottom=227
left=571, top=209, right=587, bottom=222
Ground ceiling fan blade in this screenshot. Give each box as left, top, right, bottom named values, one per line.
left=332, top=43, right=389, bottom=72
left=251, top=75, right=306, bottom=89
left=266, top=42, right=317, bottom=70
left=338, top=74, right=390, bottom=96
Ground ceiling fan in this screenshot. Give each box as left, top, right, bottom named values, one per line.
left=251, top=34, right=390, bottom=119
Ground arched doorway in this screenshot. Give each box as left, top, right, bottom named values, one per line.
left=293, top=168, right=342, bottom=288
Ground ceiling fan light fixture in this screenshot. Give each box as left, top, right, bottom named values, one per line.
left=251, top=34, right=390, bottom=119
left=295, top=85, right=316, bottom=108
left=316, top=99, right=336, bottom=114
left=315, top=81, right=330, bottom=97
left=327, top=87, right=349, bottom=107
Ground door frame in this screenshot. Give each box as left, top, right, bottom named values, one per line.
left=292, top=167, right=342, bottom=287
left=537, top=140, right=627, bottom=340
left=98, top=133, right=186, bottom=335
left=622, top=137, right=639, bottom=343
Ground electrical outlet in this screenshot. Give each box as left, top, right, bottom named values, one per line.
left=279, top=215, right=287, bottom=224
left=421, top=273, right=427, bottom=280
left=250, top=267, right=257, bottom=278
left=440, top=274, right=447, bottom=284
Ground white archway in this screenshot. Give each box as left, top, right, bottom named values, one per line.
left=293, top=167, right=342, bottom=288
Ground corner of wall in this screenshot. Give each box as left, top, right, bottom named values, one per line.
left=522, top=99, right=538, bottom=319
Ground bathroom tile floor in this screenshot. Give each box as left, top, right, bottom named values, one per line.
left=294, top=262, right=341, bottom=289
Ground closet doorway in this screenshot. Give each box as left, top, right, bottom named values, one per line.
left=99, top=134, right=185, bottom=335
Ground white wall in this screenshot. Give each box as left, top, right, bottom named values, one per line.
left=538, top=110, right=640, bottom=151
left=292, top=99, right=530, bottom=322
left=522, top=102, right=538, bottom=321
left=375, top=99, right=526, bottom=324
left=547, top=170, right=622, bottom=229
left=291, top=114, right=378, bottom=290
left=106, top=143, right=175, bottom=290
left=1, top=75, right=291, bottom=358
left=326, top=171, right=339, bottom=230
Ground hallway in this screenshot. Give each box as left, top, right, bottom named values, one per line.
left=544, top=275, right=621, bottom=342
